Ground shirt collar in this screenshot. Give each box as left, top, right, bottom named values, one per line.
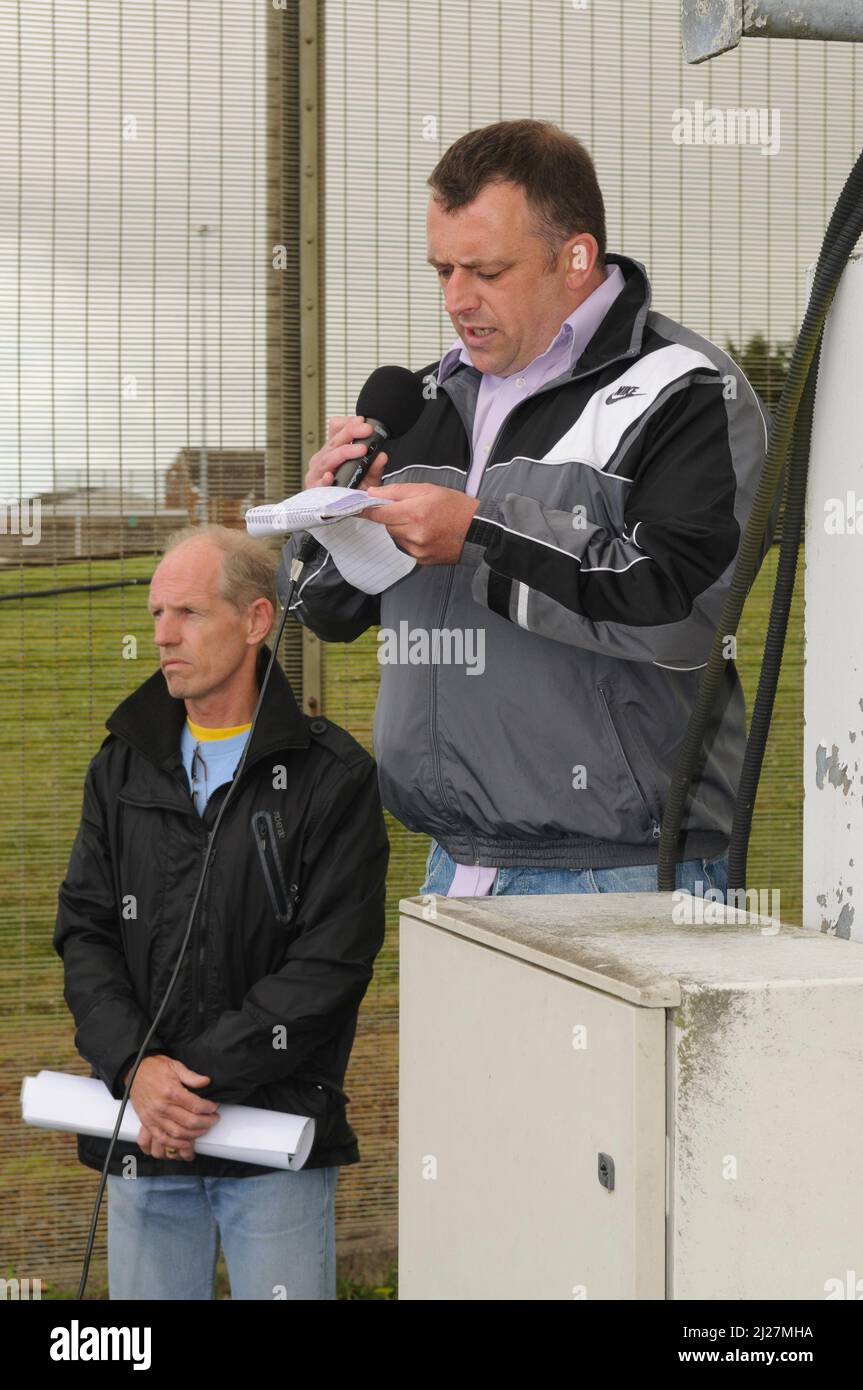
left=186, top=717, right=253, bottom=743
left=106, top=644, right=309, bottom=770
left=436, top=257, right=627, bottom=387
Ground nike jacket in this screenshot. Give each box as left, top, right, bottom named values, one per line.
left=277, top=253, right=773, bottom=869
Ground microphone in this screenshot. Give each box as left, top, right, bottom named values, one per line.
left=293, top=365, right=426, bottom=565
left=333, top=364, right=426, bottom=488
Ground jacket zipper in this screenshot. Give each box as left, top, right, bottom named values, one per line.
left=427, top=568, right=466, bottom=852
left=192, top=833, right=215, bottom=1027
left=427, top=379, right=539, bottom=862
left=597, top=684, right=661, bottom=839
left=253, top=810, right=298, bottom=925
left=430, top=343, right=641, bottom=867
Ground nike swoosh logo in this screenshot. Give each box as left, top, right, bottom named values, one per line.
left=606, top=386, right=645, bottom=404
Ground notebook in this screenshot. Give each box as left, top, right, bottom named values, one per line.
left=246, top=486, right=416, bottom=594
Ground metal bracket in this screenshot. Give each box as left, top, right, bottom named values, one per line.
left=682, top=0, right=863, bottom=66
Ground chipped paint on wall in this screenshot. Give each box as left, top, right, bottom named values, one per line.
left=815, top=743, right=852, bottom=795
left=820, top=902, right=855, bottom=939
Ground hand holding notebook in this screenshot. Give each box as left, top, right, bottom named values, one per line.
left=246, top=486, right=416, bottom=594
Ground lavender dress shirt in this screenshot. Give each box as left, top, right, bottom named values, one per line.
left=433, top=261, right=626, bottom=896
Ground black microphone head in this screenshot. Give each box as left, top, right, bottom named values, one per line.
left=355, top=365, right=426, bottom=439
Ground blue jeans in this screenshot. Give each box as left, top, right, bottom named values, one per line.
left=107, top=1167, right=339, bottom=1301
left=419, top=839, right=729, bottom=898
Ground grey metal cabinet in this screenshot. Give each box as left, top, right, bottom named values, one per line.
left=398, top=892, right=863, bottom=1300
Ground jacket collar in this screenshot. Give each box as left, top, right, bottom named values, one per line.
left=433, top=252, right=652, bottom=387
left=105, top=643, right=310, bottom=772
left=574, top=252, right=652, bottom=373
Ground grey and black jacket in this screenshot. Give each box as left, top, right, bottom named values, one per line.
left=278, top=253, right=773, bottom=870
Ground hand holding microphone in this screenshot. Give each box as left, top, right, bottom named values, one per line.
left=305, top=415, right=389, bottom=492
left=286, top=364, right=426, bottom=565
left=290, top=364, right=474, bottom=567
left=304, top=364, right=425, bottom=494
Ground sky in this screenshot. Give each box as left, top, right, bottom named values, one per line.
left=3, top=0, right=863, bottom=513
left=0, top=0, right=266, bottom=506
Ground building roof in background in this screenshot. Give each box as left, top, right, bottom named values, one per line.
left=169, top=448, right=265, bottom=495
left=33, top=486, right=187, bottom=517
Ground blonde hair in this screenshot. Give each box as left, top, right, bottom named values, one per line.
left=161, top=524, right=281, bottom=616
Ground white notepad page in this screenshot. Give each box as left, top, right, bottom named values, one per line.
left=246, top=486, right=416, bottom=595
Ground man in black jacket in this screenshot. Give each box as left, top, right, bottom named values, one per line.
left=54, top=525, right=388, bottom=1300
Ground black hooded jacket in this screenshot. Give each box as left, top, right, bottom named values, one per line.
left=53, top=645, right=389, bottom=1177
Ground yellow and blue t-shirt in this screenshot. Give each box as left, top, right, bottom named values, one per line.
left=179, top=717, right=252, bottom=815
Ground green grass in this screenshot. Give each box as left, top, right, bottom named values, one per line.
left=0, top=546, right=803, bottom=1291
left=5, top=1261, right=398, bottom=1300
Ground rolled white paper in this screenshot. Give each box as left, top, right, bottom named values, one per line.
left=21, top=1070, right=316, bottom=1171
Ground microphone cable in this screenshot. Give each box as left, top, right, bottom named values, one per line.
left=75, top=537, right=316, bottom=1299
left=76, top=370, right=422, bottom=1293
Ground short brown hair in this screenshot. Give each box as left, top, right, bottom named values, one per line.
left=161, top=523, right=280, bottom=618
left=427, top=118, right=606, bottom=270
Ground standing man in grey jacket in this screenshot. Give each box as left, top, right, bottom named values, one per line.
left=277, top=118, right=771, bottom=902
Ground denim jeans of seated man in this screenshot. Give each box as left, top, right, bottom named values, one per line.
left=107, top=1165, right=339, bottom=1300
left=419, top=838, right=730, bottom=899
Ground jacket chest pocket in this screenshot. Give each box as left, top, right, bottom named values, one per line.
left=115, top=793, right=184, bottom=926
left=252, top=810, right=300, bottom=927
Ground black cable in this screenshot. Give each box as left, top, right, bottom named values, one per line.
left=657, top=145, right=863, bottom=891
left=0, top=575, right=154, bottom=603
left=75, top=537, right=313, bottom=1299
left=726, top=339, right=822, bottom=890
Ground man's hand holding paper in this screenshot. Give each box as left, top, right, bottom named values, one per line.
left=302, top=412, right=481, bottom=569
left=358, top=482, right=480, bottom=565
left=122, top=1055, right=220, bottom=1162
left=245, top=412, right=420, bottom=594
